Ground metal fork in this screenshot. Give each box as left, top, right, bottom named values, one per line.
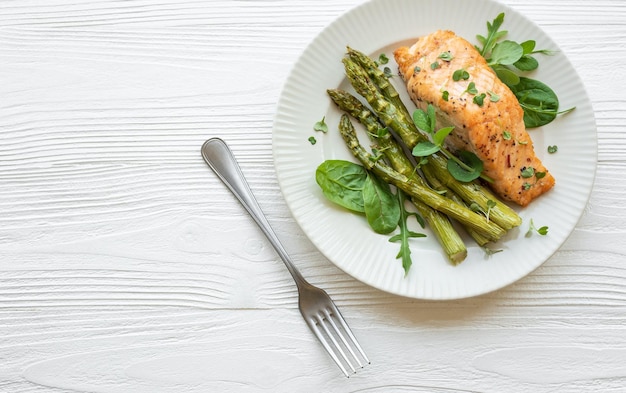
left=201, top=137, right=369, bottom=377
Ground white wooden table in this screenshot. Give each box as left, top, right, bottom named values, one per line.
left=2, top=1, right=625, bottom=392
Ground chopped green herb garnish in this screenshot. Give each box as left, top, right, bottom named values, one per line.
left=308, top=136, right=317, bottom=145
left=378, top=53, right=389, bottom=64
left=548, top=145, right=558, bottom=154
left=413, top=66, right=421, bottom=73
left=535, top=171, right=547, bottom=180
left=438, top=51, right=454, bottom=61
left=502, top=130, right=512, bottom=140
left=473, top=93, right=487, bottom=106
left=521, top=166, right=535, bottom=178
left=383, top=66, right=393, bottom=78
left=314, top=116, right=328, bottom=133
left=482, top=246, right=503, bottom=256
left=526, top=218, right=549, bottom=237
left=431, top=62, right=440, bottom=70
left=487, top=90, right=500, bottom=102
left=453, top=69, right=470, bottom=81
left=442, top=90, right=449, bottom=101
left=464, top=81, right=478, bottom=95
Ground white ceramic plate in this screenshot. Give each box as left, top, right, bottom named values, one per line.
left=272, top=0, right=597, bottom=300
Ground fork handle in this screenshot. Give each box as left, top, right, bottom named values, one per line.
left=201, top=138, right=308, bottom=287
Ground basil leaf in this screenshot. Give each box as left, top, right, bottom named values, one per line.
left=363, top=174, right=400, bottom=234
left=508, top=77, right=559, bottom=128
left=447, top=151, right=484, bottom=182
left=315, top=160, right=367, bottom=212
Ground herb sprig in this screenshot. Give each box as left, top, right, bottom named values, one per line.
left=412, top=104, right=485, bottom=182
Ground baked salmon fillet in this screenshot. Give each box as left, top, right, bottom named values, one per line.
left=394, top=30, right=554, bottom=206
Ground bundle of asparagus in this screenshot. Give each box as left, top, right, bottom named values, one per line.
left=320, top=47, right=522, bottom=268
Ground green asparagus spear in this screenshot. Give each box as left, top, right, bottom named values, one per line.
left=328, top=88, right=468, bottom=264
left=426, top=153, right=521, bottom=230
left=339, top=114, right=506, bottom=242
left=420, top=163, right=492, bottom=246
left=346, top=47, right=413, bottom=122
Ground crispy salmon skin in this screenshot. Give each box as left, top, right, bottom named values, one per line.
left=394, top=30, right=554, bottom=206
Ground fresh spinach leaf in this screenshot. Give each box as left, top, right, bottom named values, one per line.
left=508, top=77, right=561, bottom=128
left=363, top=174, right=401, bottom=234
left=315, top=160, right=367, bottom=212
left=492, top=65, right=520, bottom=86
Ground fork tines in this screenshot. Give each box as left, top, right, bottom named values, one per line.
left=306, top=305, right=370, bottom=377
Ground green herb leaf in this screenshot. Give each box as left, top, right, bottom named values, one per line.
left=521, top=166, right=535, bottom=178
left=548, top=145, right=558, bottom=154
left=520, top=40, right=536, bottom=54
left=363, top=173, right=401, bottom=234
left=476, top=12, right=507, bottom=57
left=487, top=90, right=500, bottom=102
left=308, top=136, right=317, bottom=145
left=315, top=160, right=367, bottom=213
left=314, top=116, right=328, bottom=133
left=438, top=51, right=454, bottom=61
left=442, top=90, right=449, bottom=101
left=453, top=68, right=470, bottom=81
left=502, top=130, right=512, bottom=140
left=433, top=126, right=455, bottom=146
left=464, top=81, right=478, bottom=95
left=431, top=61, right=440, bottom=70
left=514, top=54, right=539, bottom=71
left=412, top=141, right=441, bottom=157
left=383, top=66, right=393, bottom=78
left=428, top=104, right=437, bottom=133
left=412, top=108, right=432, bottom=134
left=447, top=151, right=484, bottom=182
left=388, top=189, right=426, bottom=275
left=473, top=93, right=487, bottom=106
left=489, top=40, right=524, bottom=65
left=378, top=53, right=389, bottom=64
left=526, top=218, right=549, bottom=237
